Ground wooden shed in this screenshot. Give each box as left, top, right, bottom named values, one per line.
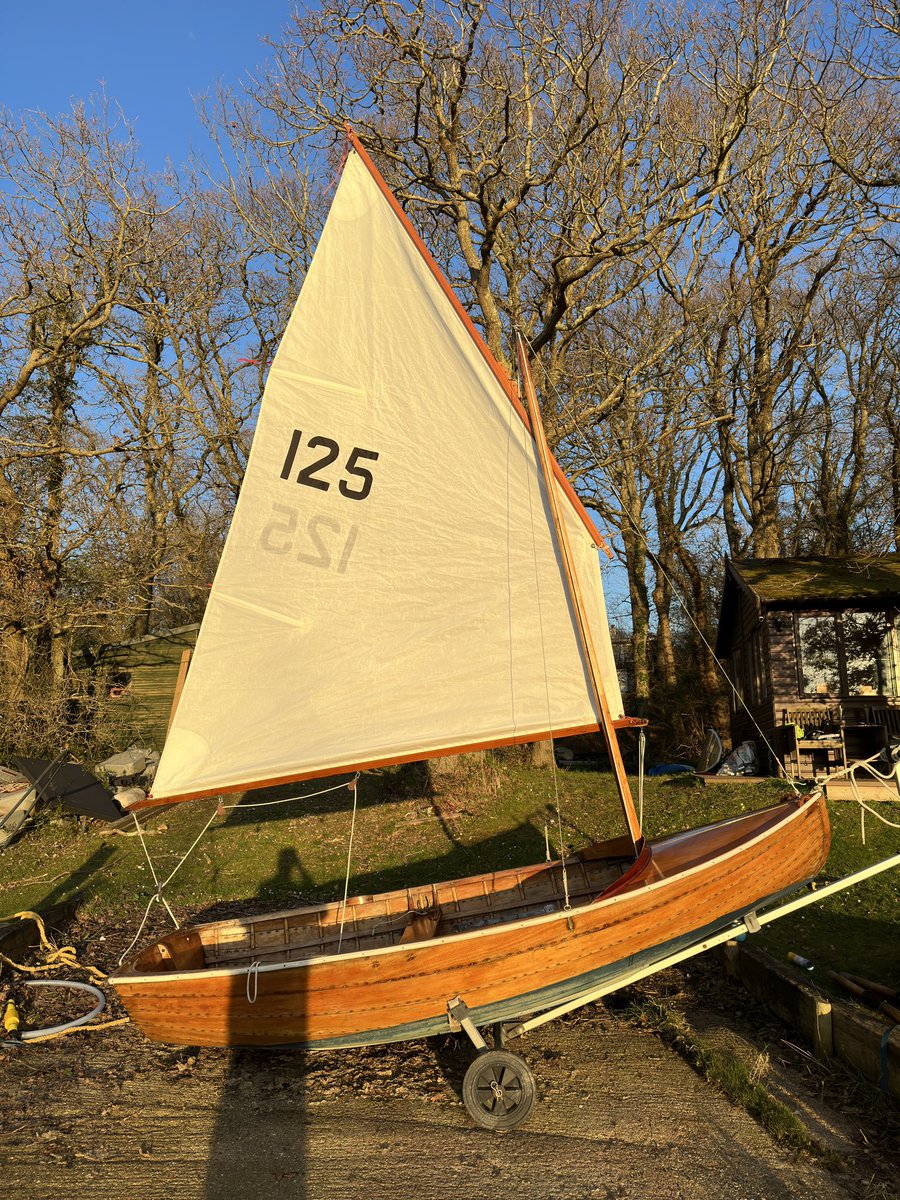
left=88, top=624, right=199, bottom=751
left=715, top=557, right=900, bottom=781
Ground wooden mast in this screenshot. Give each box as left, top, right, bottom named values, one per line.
left=515, top=335, right=643, bottom=852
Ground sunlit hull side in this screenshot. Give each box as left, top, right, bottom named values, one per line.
left=110, top=792, right=829, bottom=1048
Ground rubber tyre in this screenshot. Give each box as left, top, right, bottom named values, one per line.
left=461, top=1049, right=536, bottom=1131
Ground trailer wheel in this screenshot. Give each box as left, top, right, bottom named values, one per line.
left=462, top=1049, right=536, bottom=1130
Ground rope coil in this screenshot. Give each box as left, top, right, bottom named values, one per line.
left=0, top=910, right=106, bottom=983
left=0, top=910, right=129, bottom=1044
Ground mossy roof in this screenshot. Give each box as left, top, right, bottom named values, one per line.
left=91, top=624, right=200, bottom=670
left=729, top=555, right=900, bottom=605
left=715, top=555, right=900, bottom=655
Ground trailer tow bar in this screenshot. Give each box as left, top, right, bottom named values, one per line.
left=506, top=851, right=900, bottom=1039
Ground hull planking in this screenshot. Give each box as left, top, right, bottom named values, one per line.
left=110, top=792, right=830, bottom=1049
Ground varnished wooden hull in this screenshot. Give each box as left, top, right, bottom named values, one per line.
left=111, top=792, right=830, bottom=1048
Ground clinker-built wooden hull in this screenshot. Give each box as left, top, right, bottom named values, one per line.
left=111, top=791, right=829, bottom=1048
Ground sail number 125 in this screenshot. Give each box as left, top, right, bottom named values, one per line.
left=280, top=429, right=379, bottom=501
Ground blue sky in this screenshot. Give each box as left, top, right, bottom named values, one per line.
left=1, top=1, right=290, bottom=168
left=0, top=0, right=632, bottom=616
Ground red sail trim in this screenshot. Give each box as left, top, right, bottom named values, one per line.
left=344, top=127, right=610, bottom=557
left=133, top=720, right=609, bottom=809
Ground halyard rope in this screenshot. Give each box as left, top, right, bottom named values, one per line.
left=827, top=750, right=900, bottom=844
left=519, top=359, right=571, bottom=912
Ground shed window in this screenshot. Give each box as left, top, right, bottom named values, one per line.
left=796, top=611, right=898, bottom=698
left=797, top=616, right=840, bottom=695
left=843, top=612, right=896, bottom=695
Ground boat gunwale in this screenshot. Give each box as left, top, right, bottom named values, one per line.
left=111, top=791, right=825, bottom=987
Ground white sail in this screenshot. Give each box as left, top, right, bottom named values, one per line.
left=152, top=150, right=624, bottom=802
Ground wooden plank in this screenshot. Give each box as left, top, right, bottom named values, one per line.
left=832, top=1003, right=900, bottom=1098
left=824, top=776, right=900, bottom=800
left=698, top=773, right=770, bottom=786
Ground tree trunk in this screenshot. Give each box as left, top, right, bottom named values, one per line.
left=528, top=739, right=555, bottom=769
left=622, top=527, right=651, bottom=715
left=651, top=558, right=677, bottom=691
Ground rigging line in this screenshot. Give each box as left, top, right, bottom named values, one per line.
left=849, top=765, right=900, bottom=844
left=323, top=128, right=352, bottom=197
left=131, top=811, right=180, bottom=927
left=575, top=425, right=800, bottom=792
left=519, top=359, right=571, bottom=912
left=814, top=746, right=900, bottom=844
left=119, top=778, right=357, bottom=966
left=336, top=774, right=361, bottom=954
left=118, top=804, right=220, bottom=966
left=518, top=329, right=799, bottom=792
left=217, top=778, right=354, bottom=810
left=158, top=805, right=222, bottom=892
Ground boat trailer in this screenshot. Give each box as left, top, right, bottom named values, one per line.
left=447, top=851, right=900, bottom=1130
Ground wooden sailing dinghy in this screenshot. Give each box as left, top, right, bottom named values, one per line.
left=110, top=133, right=830, bottom=1122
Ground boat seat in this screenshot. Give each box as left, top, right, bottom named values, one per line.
left=398, top=905, right=442, bottom=944
left=135, top=928, right=206, bottom=973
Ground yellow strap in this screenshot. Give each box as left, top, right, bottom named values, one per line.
left=0, top=910, right=107, bottom=981
left=25, top=1016, right=130, bottom=1043
left=1, top=912, right=130, bottom=1042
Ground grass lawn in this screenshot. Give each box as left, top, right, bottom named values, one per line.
left=0, top=760, right=897, bottom=987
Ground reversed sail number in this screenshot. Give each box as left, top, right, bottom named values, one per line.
left=280, top=430, right=379, bottom=501
left=260, top=505, right=359, bottom=574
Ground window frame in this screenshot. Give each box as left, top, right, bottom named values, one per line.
left=793, top=607, right=899, bottom=700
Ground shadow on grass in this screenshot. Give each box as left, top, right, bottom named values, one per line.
left=20, top=842, right=118, bottom=913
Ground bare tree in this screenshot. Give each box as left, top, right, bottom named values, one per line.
left=683, top=58, right=883, bottom=556
left=205, top=0, right=801, bottom=377
left=801, top=0, right=900, bottom=195
left=0, top=100, right=160, bottom=687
